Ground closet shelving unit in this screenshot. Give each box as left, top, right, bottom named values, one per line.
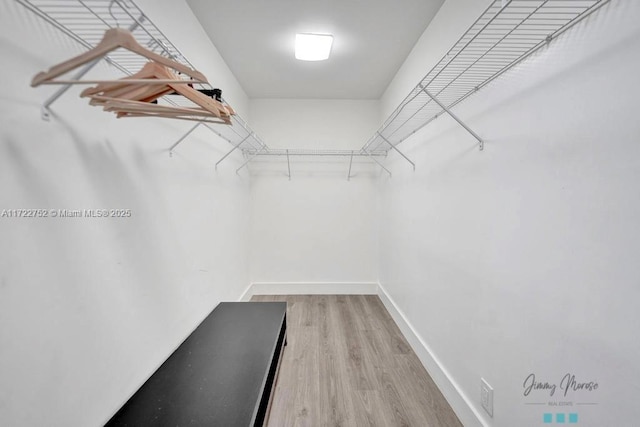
left=18, top=0, right=387, bottom=174
left=363, top=0, right=611, bottom=165
left=16, top=0, right=267, bottom=157
left=238, top=148, right=389, bottom=180
left=19, top=0, right=611, bottom=177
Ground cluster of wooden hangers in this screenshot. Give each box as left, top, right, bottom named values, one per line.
left=31, top=28, right=234, bottom=124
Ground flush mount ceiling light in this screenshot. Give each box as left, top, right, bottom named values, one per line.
left=295, top=33, right=333, bottom=61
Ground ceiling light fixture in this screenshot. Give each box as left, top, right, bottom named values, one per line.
left=295, top=33, right=333, bottom=61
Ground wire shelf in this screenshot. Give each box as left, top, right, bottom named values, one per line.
left=363, top=0, right=611, bottom=155
left=17, top=0, right=266, bottom=152
left=243, top=149, right=387, bottom=157
left=18, top=0, right=612, bottom=172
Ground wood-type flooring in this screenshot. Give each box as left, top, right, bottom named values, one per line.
left=251, top=295, right=463, bottom=427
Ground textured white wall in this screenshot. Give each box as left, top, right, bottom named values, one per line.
left=378, top=1, right=640, bottom=426
left=248, top=99, right=380, bottom=285
left=0, top=1, right=251, bottom=426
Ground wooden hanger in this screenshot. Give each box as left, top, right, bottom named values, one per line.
left=31, top=28, right=208, bottom=87
left=82, top=62, right=232, bottom=121
left=92, top=95, right=232, bottom=124
left=94, top=97, right=230, bottom=124
left=92, top=96, right=211, bottom=116
left=80, top=63, right=174, bottom=105
left=87, top=89, right=232, bottom=125
left=117, top=113, right=229, bottom=125
left=80, top=60, right=179, bottom=100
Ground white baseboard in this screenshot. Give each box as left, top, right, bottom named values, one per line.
left=241, top=282, right=378, bottom=300
left=238, top=280, right=485, bottom=426
left=238, top=283, right=254, bottom=302
left=376, top=283, right=487, bottom=427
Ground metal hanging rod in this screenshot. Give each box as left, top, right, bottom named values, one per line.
left=214, top=146, right=390, bottom=178
left=242, top=149, right=387, bottom=157
left=236, top=148, right=388, bottom=181
left=362, top=0, right=612, bottom=156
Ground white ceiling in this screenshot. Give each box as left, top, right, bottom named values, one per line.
left=186, top=0, right=445, bottom=99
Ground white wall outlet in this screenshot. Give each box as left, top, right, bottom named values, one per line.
left=481, top=378, right=494, bottom=417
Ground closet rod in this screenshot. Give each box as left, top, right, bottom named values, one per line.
left=236, top=148, right=389, bottom=180
left=241, top=150, right=386, bottom=157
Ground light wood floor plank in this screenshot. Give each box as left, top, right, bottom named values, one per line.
left=251, top=295, right=462, bottom=427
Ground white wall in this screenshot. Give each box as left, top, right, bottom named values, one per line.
left=248, top=99, right=380, bottom=286
left=378, top=1, right=640, bottom=426
left=0, top=2, right=250, bottom=426
left=137, top=0, right=250, bottom=117
left=5, top=0, right=638, bottom=426
left=250, top=98, right=380, bottom=149
left=381, top=0, right=491, bottom=119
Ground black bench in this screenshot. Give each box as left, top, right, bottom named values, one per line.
left=106, top=302, right=287, bottom=426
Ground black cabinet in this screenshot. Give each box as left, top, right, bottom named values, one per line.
left=106, top=302, right=287, bottom=426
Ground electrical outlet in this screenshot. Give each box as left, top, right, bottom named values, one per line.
left=481, top=378, right=494, bottom=417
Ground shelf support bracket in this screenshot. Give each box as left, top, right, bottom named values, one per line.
left=236, top=147, right=266, bottom=175
left=40, top=18, right=144, bottom=121
left=377, top=132, right=415, bottom=170
left=347, top=150, right=354, bottom=181
left=363, top=150, right=392, bottom=177
left=215, top=134, right=251, bottom=170
left=420, top=85, right=484, bottom=151
left=168, top=122, right=201, bottom=156
left=286, top=149, right=291, bottom=180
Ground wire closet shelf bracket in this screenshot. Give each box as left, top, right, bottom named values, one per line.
left=362, top=0, right=612, bottom=166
